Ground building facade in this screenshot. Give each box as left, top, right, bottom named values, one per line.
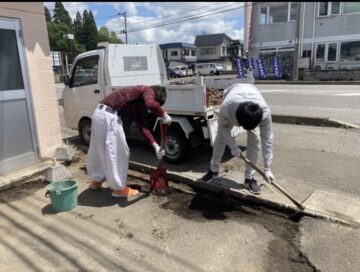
left=194, top=33, right=243, bottom=71
left=0, top=2, right=62, bottom=174
left=159, top=42, right=196, bottom=67
left=245, top=2, right=360, bottom=80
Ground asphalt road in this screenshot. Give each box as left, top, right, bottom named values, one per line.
left=255, top=84, right=360, bottom=126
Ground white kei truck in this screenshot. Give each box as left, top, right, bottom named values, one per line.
left=62, top=43, right=247, bottom=163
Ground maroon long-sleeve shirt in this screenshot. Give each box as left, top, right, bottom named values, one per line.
left=100, top=85, right=165, bottom=144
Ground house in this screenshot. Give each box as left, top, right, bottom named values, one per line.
left=194, top=33, right=243, bottom=71
left=159, top=42, right=196, bottom=67
left=0, top=3, right=62, bottom=176
left=245, top=2, right=360, bottom=80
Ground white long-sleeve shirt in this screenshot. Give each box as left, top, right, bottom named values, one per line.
left=217, top=83, right=273, bottom=166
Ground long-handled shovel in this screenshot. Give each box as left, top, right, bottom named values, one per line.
left=150, top=121, right=169, bottom=193
left=239, top=154, right=305, bottom=211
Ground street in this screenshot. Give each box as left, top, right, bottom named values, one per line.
left=256, top=84, right=360, bottom=126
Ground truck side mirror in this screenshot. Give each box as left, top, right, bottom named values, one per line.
left=64, top=75, right=70, bottom=86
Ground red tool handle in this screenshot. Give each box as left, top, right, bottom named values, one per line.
left=160, top=121, right=168, bottom=150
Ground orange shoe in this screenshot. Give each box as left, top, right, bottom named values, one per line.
left=89, top=181, right=104, bottom=190
left=111, top=186, right=139, bottom=198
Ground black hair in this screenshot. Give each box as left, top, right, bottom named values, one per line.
left=236, top=101, right=263, bottom=130
left=151, top=85, right=167, bottom=106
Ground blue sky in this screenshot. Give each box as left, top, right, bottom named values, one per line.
left=44, top=2, right=244, bottom=44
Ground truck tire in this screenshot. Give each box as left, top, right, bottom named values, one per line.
left=210, top=71, right=215, bottom=76
left=163, top=129, right=188, bottom=164
left=79, top=119, right=92, bottom=146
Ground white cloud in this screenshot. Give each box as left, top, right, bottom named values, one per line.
left=44, top=2, right=245, bottom=44
left=105, top=2, right=245, bottom=44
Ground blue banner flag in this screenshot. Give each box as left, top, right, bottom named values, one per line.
left=256, top=58, right=266, bottom=79
left=235, top=57, right=245, bottom=78
left=272, top=56, right=282, bottom=79
left=248, top=57, right=255, bottom=71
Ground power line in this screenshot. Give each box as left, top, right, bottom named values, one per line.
left=126, top=2, right=226, bottom=28
left=107, top=2, right=237, bottom=31
left=124, top=3, right=248, bottom=33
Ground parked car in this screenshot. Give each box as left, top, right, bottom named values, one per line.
left=195, top=63, right=224, bottom=76
left=172, top=66, right=187, bottom=77
left=167, top=67, right=183, bottom=78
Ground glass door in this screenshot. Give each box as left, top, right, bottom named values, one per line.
left=0, top=18, right=37, bottom=173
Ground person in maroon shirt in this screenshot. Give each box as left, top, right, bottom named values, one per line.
left=86, top=85, right=171, bottom=198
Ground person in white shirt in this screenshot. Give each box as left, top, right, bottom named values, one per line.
left=201, top=83, right=275, bottom=194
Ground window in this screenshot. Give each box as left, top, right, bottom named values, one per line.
left=71, top=55, right=99, bottom=87
left=344, top=2, right=360, bottom=14
left=191, top=50, right=196, bottom=56
left=319, top=2, right=328, bottom=16
left=327, top=43, right=338, bottom=61
left=260, top=7, right=268, bottom=24
left=319, top=2, right=341, bottom=16
left=331, top=2, right=340, bottom=14
left=289, top=3, right=298, bottom=20
left=302, top=50, right=312, bottom=58
left=200, top=47, right=216, bottom=55
left=222, top=46, right=226, bottom=55
left=0, top=29, right=24, bottom=91
left=261, top=3, right=297, bottom=24
left=171, top=50, right=178, bottom=56
left=315, top=44, right=326, bottom=62
left=340, top=41, right=360, bottom=61
left=270, top=3, right=288, bottom=23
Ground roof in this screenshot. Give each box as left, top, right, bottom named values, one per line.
left=194, top=33, right=233, bottom=46
left=159, top=42, right=196, bottom=49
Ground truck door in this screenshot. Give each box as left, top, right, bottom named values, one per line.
left=63, top=54, right=103, bottom=135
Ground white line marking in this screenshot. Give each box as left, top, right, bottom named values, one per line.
left=331, top=93, right=360, bottom=96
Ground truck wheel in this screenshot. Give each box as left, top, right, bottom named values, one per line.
left=210, top=71, right=215, bottom=76
left=163, top=129, right=188, bottom=164
left=79, top=119, right=91, bottom=146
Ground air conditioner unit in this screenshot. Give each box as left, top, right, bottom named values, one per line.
left=326, top=63, right=339, bottom=70
left=313, top=63, right=325, bottom=70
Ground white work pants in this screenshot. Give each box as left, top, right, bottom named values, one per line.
left=86, top=108, right=130, bottom=190
left=210, top=127, right=261, bottom=180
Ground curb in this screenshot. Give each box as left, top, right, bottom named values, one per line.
left=129, top=161, right=359, bottom=228
left=272, top=114, right=359, bottom=129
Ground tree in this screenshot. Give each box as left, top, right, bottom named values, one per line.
left=98, top=26, right=123, bottom=44
left=45, top=6, right=52, bottom=22
left=47, top=21, right=72, bottom=52
left=53, top=2, right=72, bottom=27
left=97, top=26, right=110, bottom=43
left=109, top=31, right=123, bottom=44
left=82, top=10, right=98, bottom=50
left=73, top=11, right=82, bottom=41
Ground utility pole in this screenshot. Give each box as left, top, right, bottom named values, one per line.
left=118, top=12, right=128, bottom=44
left=293, top=3, right=303, bottom=80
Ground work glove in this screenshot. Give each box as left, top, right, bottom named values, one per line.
left=162, top=112, right=172, bottom=125
left=231, top=147, right=243, bottom=158
left=264, top=168, right=275, bottom=184
left=152, top=143, right=165, bottom=160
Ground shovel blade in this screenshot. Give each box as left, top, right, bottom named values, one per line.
left=150, top=164, right=168, bottom=190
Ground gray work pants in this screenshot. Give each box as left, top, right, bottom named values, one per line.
left=210, top=127, right=261, bottom=180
